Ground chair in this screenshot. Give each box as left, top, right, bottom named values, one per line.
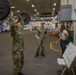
left=57, top=43, right=76, bottom=75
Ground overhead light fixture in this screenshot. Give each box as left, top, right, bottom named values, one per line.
left=17, top=10, right=20, bottom=12
left=53, top=8, right=55, bottom=10
left=27, top=0, right=29, bottom=1
left=32, top=5, right=34, bottom=7
left=11, top=6, right=15, bottom=8
left=34, top=9, right=37, bottom=11
left=37, top=12, right=39, bottom=14
left=54, top=3, right=56, bottom=6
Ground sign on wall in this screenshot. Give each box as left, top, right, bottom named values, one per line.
left=61, top=5, right=72, bottom=22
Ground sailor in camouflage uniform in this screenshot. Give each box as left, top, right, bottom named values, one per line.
left=35, top=22, right=47, bottom=57
left=9, top=11, right=24, bottom=75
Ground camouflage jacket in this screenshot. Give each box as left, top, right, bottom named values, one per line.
left=9, top=16, right=25, bottom=51
left=36, top=27, right=47, bottom=40
left=9, top=16, right=24, bottom=39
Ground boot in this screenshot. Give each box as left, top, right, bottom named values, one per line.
left=19, top=72, right=23, bottom=75
left=41, top=51, right=45, bottom=57
left=35, top=52, right=39, bottom=57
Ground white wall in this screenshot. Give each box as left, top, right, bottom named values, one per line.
left=61, top=0, right=74, bottom=5
left=72, top=0, right=76, bottom=45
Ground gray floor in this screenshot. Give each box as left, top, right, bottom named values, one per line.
left=0, top=31, right=75, bottom=75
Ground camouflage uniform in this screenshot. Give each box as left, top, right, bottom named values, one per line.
left=9, top=16, right=24, bottom=75
left=35, top=26, right=47, bottom=57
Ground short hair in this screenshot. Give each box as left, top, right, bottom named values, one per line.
left=61, top=25, right=65, bottom=30
left=41, top=22, right=45, bottom=24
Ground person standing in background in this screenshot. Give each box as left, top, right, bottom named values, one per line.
left=56, top=24, right=69, bottom=56
left=35, top=22, right=47, bottom=57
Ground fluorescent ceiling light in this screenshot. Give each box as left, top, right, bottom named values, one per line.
left=17, top=10, right=20, bottom=12
left=27, top=0, right=29, bottom=1
left=32, top=5, right=34, bottom=7
left=34, top=9, right=37, bottom=11
left=37, top=12, right=39, bottom=14
left=11, top=6, right=15, bottom=8
left=53, top=8, right=55, bottom=10
left=54, top=3, right=56, bottom=6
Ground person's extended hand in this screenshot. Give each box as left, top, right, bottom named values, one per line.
left=10, top=11, right=14, bottom=17
left=56, top=39, right=60, bottom=44
left=18, top=15, right=22, bottom=19
left=15, top=22, right=20, bottom=28
left=56, top=41, right=58, bottom=44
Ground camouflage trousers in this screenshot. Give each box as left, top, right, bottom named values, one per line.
left=12, top=51, right=24, bottom=75
left=36, top=39, right=45, bottom=53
